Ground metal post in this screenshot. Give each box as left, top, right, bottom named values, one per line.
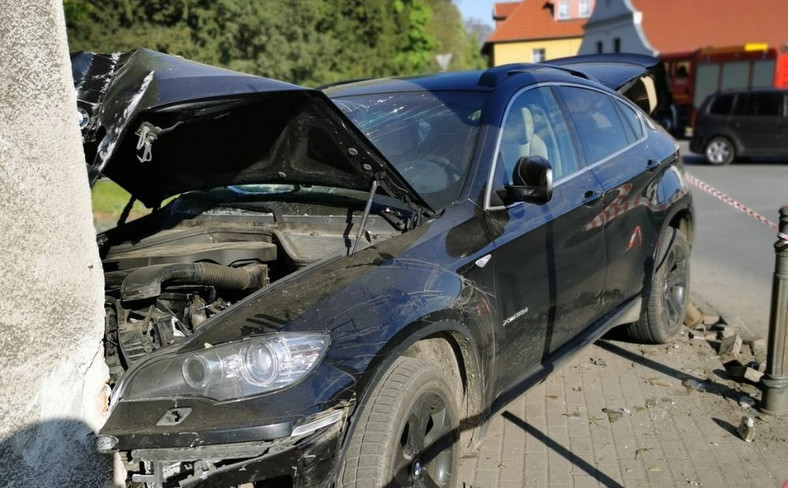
left=760, top=205, right=788, bottom=416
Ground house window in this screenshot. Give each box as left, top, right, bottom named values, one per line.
left=596, top=41, right=603, bottom=53
left=557, top=1, right=570, bottom=19
left=532, top=48, right=546, bottom=63
left=614, top=38, right=621, bottom=53
left=579, top=0, right=591, bottom=17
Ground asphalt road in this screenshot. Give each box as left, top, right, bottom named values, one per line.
left=678, top=139, right=787, bottom=338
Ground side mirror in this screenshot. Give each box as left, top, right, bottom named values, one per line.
left=502, top=156, right=553, bottom=205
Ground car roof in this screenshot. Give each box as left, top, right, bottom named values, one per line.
left=323, top=64, right=608, bottom=98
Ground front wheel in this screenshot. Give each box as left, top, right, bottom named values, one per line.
left=339, top=357, right=459, bottom=488
left=625, top=227, right=690, bottom=343
left=705, top=136, right=735, bottom=165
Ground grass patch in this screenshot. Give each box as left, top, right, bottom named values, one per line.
left=91, top=180, right=150, bottom=231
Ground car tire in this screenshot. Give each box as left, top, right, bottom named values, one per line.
left=626, top=227, right=690, bottom=344
left=339, top=356, right=459, bottom=488
left=705, top=136, right=735, bottom=165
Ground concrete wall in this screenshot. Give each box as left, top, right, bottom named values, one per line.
left=579, top=0, right=656, bottom=55
left=0, top=1, right=113, bottom=485
left=493, top=38, right=584, bottom=65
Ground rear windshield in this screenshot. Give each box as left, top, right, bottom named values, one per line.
left=332, top=91, right=488, bottom=209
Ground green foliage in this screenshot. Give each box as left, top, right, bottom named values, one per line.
left=65, top=0, right=487, bottom=86
left=424, top=0, right=487, bottom=71
left=63, top=0, right=92, bottom=23
left=90, top=180, right=149, bottom=231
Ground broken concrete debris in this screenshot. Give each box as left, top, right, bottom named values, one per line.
left=718, top=334, right=743, bottom=356
left=747, top=338, right=767, bottom=361
left=683, top=301, right=703, bottom=327
left=743, top=367, right=764, bottom=383
left=704, top=331, right=719, bottom=341
left=703, top=314, right=721, bottom=326
left=602, top=407, right=630, bottom=423
left=739, top=396, right=757, bottom=409
left=737, top=416, right=755, bottom=442
left=681, top=379, right=707, bottom=392
left=724, top=357, right=765, bottom=384
left=718, top=327, right=737, bottom=339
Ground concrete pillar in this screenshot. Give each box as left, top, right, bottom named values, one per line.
left=0, top=1, right=113, bottom=485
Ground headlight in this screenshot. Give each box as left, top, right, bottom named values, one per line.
left=122, top=333, right=330, bottom=402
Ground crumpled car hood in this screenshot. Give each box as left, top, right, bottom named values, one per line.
left=72, top=49, right=426, bottom=209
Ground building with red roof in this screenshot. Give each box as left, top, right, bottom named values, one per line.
left=579, top=0, right=788, bottom=56
left=483, top=0, right=595, bottom=66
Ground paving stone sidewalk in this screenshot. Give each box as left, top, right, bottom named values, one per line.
left=458, top=326, right=788, bottom=487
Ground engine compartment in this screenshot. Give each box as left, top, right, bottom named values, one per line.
left=100, top=191, right=407, bottom=384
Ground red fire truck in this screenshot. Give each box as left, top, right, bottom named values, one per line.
left=661, top=44, right=788, bottom=135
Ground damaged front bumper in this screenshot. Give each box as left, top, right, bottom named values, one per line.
left=101, top=408, right=347, bottom=487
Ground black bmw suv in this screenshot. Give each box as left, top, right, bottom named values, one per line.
left=73, top=50, right=693, bottom=487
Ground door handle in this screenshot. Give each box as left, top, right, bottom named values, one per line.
left=583, top=190, right=603, bottom=206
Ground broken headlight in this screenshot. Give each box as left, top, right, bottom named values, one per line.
left=122, top=333, right=330, bottom=402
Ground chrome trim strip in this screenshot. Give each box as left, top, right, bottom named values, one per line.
left=291, top=410, right=343, bottom=437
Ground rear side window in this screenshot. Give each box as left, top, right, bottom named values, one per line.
left=709, top=94, right=734, bottom=115
left=558, top=86, right=631, bottom=164
left=615, top=100, right=644, bottom=144
left=734, top=92, right=783, bottom=116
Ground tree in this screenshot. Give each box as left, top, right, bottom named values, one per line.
left=65, top=0, right=486, bottom=85
left=425, top=0, right=487, bottom=71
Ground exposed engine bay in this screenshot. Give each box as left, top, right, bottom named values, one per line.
left=100, top=187, right=410, bottom=384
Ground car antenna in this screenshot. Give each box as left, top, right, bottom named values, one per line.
left=351, top=179, right=379, bottom=254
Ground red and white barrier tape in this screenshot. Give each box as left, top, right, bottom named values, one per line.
left=684, top=172, right=779, bottom=231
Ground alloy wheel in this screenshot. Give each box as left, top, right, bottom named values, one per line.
left=661, top=242, right=688, bottom=330
left=392, top=392, right=455, bottom=487
left=706, top=138, right=733, bottom=165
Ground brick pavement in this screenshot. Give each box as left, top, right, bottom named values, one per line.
left=458, top=329, right=788, bottom=487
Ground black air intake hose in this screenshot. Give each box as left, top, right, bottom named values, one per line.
left=121, top=263, right=267, bottom=301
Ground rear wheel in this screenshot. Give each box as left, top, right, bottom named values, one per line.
left=626, top=227, right=690, bottom=343
left=705, top=136, right=735, bottom=165
left=340, top=357, right=459, bottom=488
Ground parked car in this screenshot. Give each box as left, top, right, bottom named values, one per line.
left=690, top=88, right=788, bottom=165
left=74, top=49, right=693, bottom=487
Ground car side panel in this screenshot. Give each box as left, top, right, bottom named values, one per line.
left=588, top=135, right=680, bottom=311
left=485, top=169, right=607, bottom=398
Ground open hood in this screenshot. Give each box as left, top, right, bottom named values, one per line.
left=545, top=53, right=672, bottom=116
left=72, top=49, right=426, bottom=209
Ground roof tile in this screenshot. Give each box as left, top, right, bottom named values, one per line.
left=631, top=0, right=788, bottom=54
